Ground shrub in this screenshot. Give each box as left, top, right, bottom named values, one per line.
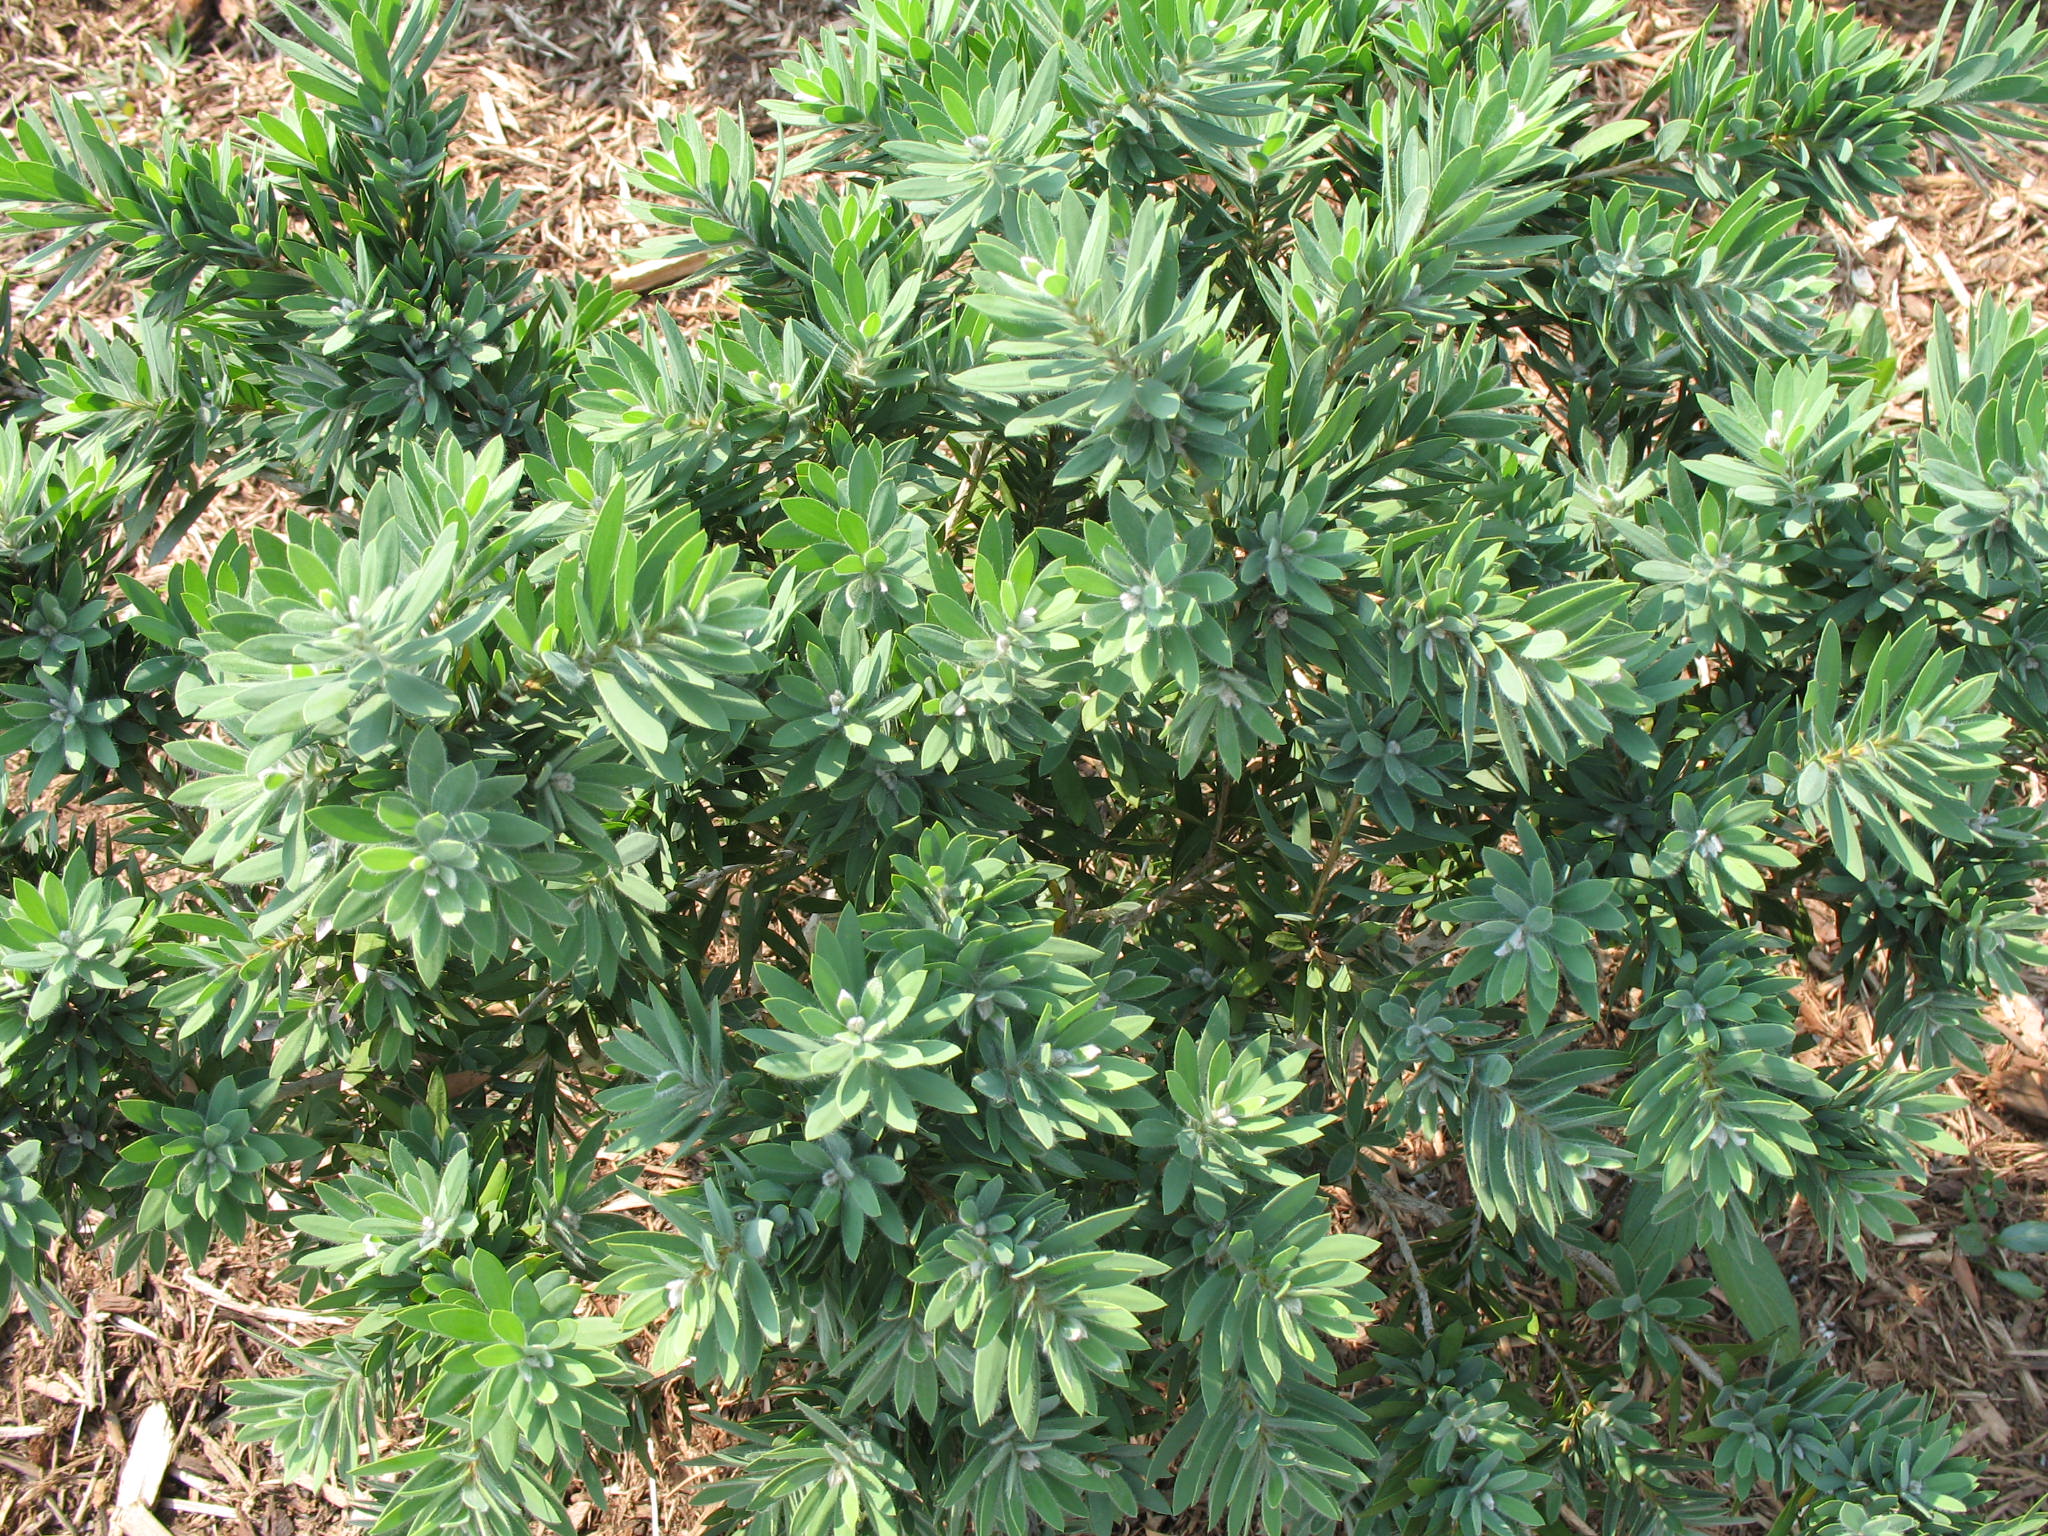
left=1, top=0, right=2047, bottom=1530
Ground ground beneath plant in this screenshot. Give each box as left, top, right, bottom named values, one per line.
left=4, top=0, right=2048, bottom=1532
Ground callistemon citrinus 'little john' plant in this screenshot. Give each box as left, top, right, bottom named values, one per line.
left=0, top=0, right=2046, bottom=1531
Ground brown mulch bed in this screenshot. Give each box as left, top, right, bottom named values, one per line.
left=6, top=0, right=2048, bottom=1531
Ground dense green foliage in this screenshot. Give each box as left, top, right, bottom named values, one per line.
left=1, top=0, right=2048, bottom=1530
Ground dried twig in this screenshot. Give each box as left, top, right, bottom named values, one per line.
left=112, top=1402, right=176, bottom=1536
left=610, top=251, right=711, bottom=293
left=176, top=1272, right=335, bottom=1331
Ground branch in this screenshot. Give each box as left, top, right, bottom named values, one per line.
left=1565, top=1243, right=1726, bottom=1390
left=1365, top=1180, right=1435, bottom=1341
